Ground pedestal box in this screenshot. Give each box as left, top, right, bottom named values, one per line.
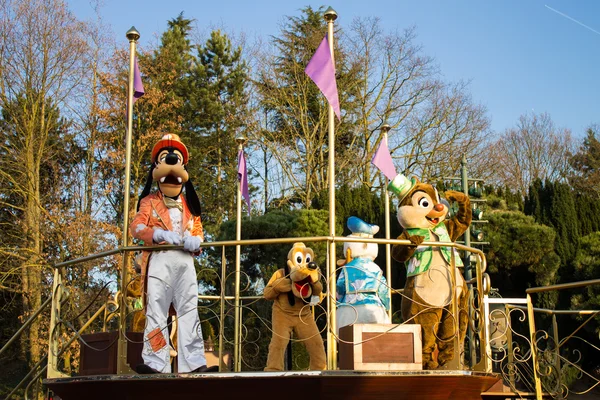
left=338, top=323, right=422, bottom=371
left=78, top=331, right=144, bottom=375
left=78, top=331, right=232, bottom=374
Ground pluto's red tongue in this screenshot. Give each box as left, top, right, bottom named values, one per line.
left=294, top=278, right=311, bottom=298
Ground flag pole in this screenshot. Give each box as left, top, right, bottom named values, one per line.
left=380, top=124, right=393, bottom=321
left=117, top=26, right=140, bottom=374
left=323, top=6, right=338, bottom=371
left=234, top=134, right=246, bottom=372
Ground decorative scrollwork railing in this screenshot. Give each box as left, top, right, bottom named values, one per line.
left=5, top=236, right=493, bottom=399
left=482, top=284, right=600, bottom=400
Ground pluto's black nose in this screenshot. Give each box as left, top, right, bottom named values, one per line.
left=308, top=261, right=318, bottom=270
left=165, top=152, right=179, bottom=165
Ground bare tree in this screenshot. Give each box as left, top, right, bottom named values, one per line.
left=343, top=19, right=490, bottom=185
left=0, top=0, right=88, bottom=367
left=343, top=21, right=435, bottom=184
left=486, top=112, right=574, bottom=196
left=400, top=80, right=490, bottom=180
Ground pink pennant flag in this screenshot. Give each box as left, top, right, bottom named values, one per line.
left=238, top=150, right=250, bottom=215
left=371, top=137, right=397, bottom=180
left=133, top=56, right=145, bottom=103
left=126, top=57, right=144, bottom=122
left=305, top=35, right=341, bottom=120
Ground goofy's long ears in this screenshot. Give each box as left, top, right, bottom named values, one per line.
left=137, top=167, right=155, bottom=212
left=185, top=178, right=202, bottom=217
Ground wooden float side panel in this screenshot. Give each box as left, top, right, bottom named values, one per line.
left=45, top=372, right=501, bottom=400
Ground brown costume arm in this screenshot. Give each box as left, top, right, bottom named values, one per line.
left=311, top=279, right=323, bottom=296
left=392, top=230, right=425, bottom=262
left=263, top=269, right=292, bottom=300
left=443, top=190, right=472, bottom=241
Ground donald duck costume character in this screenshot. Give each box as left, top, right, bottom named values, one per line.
left=336, top=217, right=391, bottom=334
left=130, top=134, right=217, bottom=374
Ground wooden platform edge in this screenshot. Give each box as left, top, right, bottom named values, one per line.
left=45, top=370, right=502, bottom=400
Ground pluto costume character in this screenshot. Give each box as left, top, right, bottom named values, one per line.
left=336, top=217, right=390, bottom=334
left=389, top=174, right=471, bottom=370
left=130, top=134, right=216, bottom=374
left=263, top=243, right=326, bottom=371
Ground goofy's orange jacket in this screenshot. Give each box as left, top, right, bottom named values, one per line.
left=130, top=191, right=204, bottom=292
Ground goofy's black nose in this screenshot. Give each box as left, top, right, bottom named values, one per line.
left=308, top=261, right=318, bottom=270
left=165, top=152, right=179, bottom=165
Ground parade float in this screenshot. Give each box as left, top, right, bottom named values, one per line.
left=2, top=7, right=599, bottom=400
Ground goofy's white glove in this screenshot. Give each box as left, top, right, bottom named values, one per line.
left=183, top=236, right=202, bottom=253
left=153, top=229, right=182, bottom=245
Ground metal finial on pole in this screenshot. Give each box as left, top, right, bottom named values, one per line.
left=126, top=26, right=140, bottom=41
left=323, top=6, right=338, bottom=21
left=236, top=134, right=247, bottom=146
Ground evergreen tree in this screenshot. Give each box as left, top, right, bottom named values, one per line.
left=571, top=232, right=600, bottom=334
left=486, top=185, right=524, bottom=211
left=524, top=178, right=544, bottom=222
left=486, top=210, right=560, bottom=308
left=524, top=179, right=579, bottom=270
left=185, top=30, right=250, bottom=232
left=151, top=12, right=194, bottom=131
left=569, top=126, right=600, bottom=199
left=548, top=181, right=579, bottom=266
left=575, top=193, right=600, bottom=237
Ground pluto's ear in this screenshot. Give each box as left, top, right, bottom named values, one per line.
left=184, top=178, right=202, bottom=217
left=137, top=167, right=155, bottom=212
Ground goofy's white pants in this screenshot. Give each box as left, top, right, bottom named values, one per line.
left=142, top=250, right=207, bottom=373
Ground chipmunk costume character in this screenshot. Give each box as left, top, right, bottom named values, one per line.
left=389, top=174, right=471, bottom=370
left=130, top=134, right=216, bottom=374
left=336, top=217, right=390, bottom=334
left=263, top=243, right=326, bottom=371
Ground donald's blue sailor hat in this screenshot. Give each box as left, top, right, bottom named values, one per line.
left=347, top=216, right=379, bottom=238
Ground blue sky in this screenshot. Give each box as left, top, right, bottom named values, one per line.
left=69, top=0, right=599, bottom=137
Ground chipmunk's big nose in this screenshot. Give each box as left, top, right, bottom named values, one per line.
left=308, top=261, right=318, bottom=270
left=433, top=203, right=444, bottom=212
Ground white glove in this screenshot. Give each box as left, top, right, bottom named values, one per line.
left=152, top=229, right=182, bottom=245
left=183, top=236, right=202, bottom=253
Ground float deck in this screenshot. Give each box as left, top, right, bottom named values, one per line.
left=45, top=370, right=501, bottom=400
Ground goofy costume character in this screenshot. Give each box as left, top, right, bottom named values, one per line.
left=130, top=134, right=217, bottom=374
